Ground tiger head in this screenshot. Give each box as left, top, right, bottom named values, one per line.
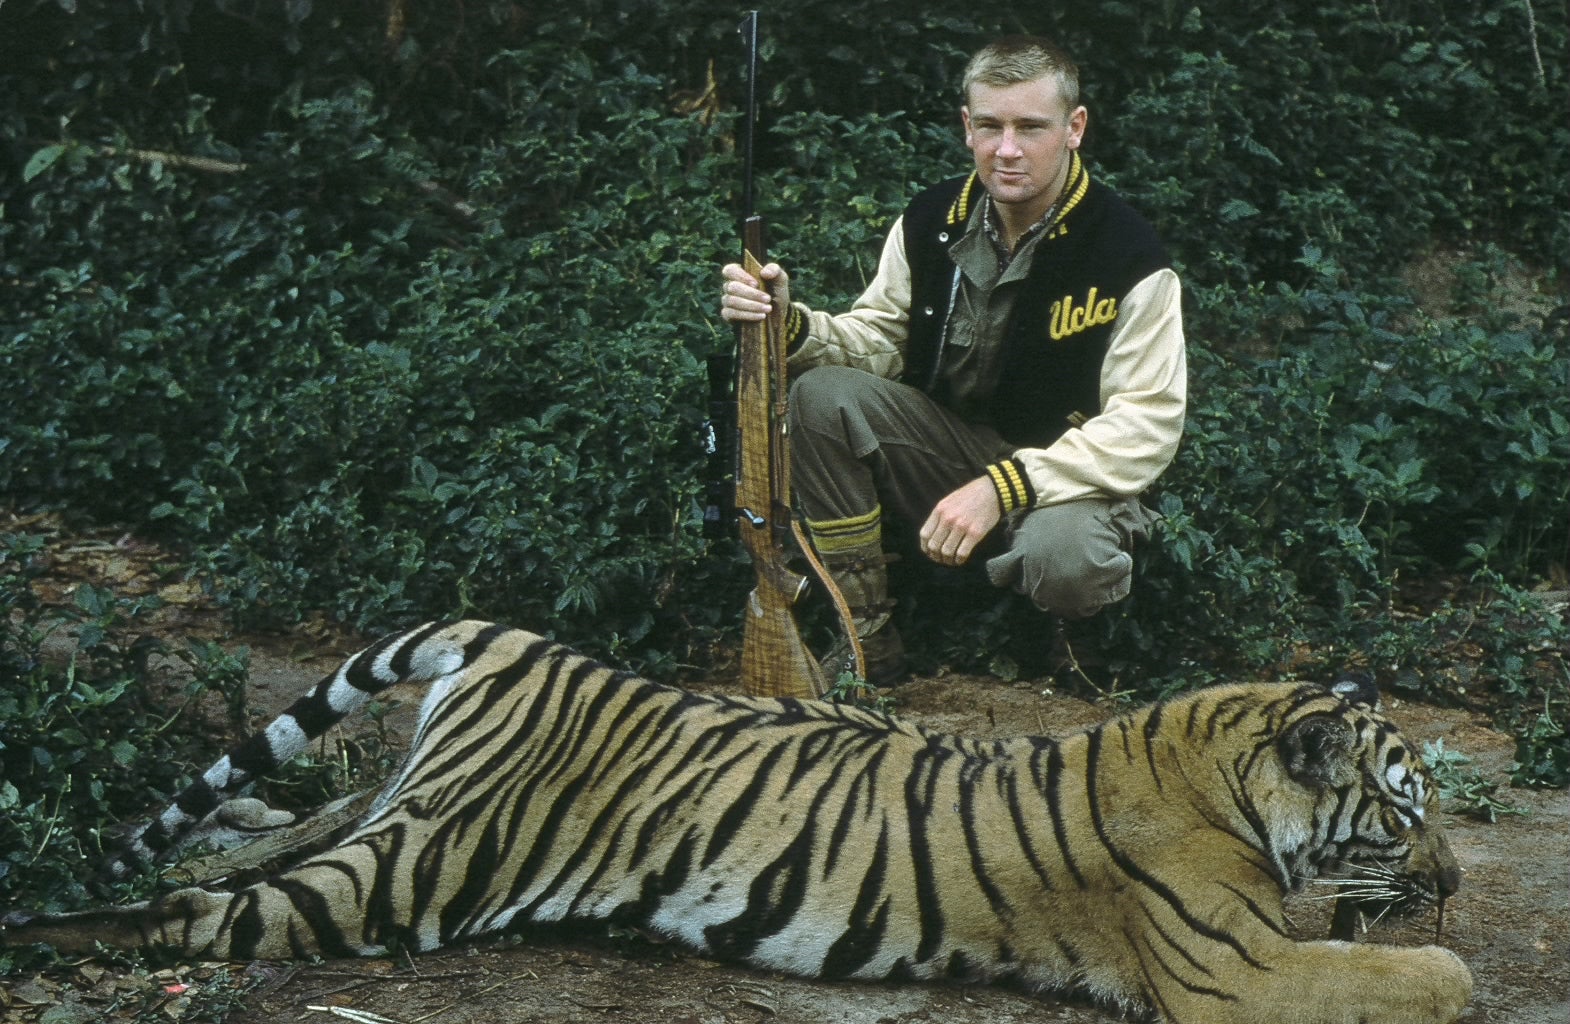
left=1267, top=675, right=1461, bottom=929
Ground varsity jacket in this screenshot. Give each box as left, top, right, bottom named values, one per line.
left=785, top=156, right=1186, bottom=513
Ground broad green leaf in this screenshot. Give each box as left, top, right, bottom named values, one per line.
left=23, top=144, right=66, bottom=182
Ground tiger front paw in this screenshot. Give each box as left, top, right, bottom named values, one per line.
left=1429, top=946, right=1474, bottom=1023
left=1396, top=945, right=1473, bottom=1024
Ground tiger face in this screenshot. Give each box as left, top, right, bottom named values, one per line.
left=1274, top=680, right=1460, bottom=933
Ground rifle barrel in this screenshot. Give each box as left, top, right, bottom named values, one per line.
left=739, top=11, right=760, bottom=225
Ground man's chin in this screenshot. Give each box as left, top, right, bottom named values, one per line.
left=987, top=180, right=1047, bottom=207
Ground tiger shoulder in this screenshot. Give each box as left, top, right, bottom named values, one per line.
left=0, top=619, right=1473, bottom=1024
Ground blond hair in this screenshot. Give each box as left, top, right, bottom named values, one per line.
left=962, top=36, right=1081, bottom=110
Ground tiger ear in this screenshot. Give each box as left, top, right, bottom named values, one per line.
left=1329, top=671, right=1380, bottom=709
left=1280, top=715, right=1358, bottom=788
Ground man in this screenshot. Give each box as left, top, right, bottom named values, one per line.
left=719, top=36, right=1186, bottom=684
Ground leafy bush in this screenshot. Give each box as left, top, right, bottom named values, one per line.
left=1514, top=709, right=1570, bottom=788
left=1093, top=246, right=1568, bottom=760
left=0, top=2, right=1565, bottom=727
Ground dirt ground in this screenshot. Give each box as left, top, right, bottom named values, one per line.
left=4, top=627, right=1565, bottom=1024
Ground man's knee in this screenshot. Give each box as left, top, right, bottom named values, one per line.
left=1022, top=546, right=1133, bottom=618
left=789, top=365, right=878, bottom=434
left=985, top=499, right=1148, bottom=618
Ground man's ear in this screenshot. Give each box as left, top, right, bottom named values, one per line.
left=1280, top=714, right=1358, bottom=787
left=1066, top=104, right=1087, bottom=150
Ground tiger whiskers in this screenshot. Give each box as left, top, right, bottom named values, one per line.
left=1306, top=862, right=1454, bottom=940
left=1362, top=896, right=1399, bottom=931
left=1304, top=882, right=1400, bottom=903
left=1303, top=864, right=1403, bottom=905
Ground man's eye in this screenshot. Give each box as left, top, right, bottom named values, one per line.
left=973, top=122, right=1053, bottom=138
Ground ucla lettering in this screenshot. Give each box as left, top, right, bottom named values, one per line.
left=1049, top=286, right=1118, bottom=340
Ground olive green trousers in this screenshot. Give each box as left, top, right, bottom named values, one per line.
left=791, top=365, right=1158, bottom=619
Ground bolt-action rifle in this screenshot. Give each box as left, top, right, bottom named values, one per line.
left=721, top=12, right=863, bottom=699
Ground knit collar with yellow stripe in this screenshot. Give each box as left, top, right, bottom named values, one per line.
left=944, top=151, right=1090, bottom=240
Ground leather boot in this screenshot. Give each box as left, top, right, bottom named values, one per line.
left=821, top=546, right=907, bottom=686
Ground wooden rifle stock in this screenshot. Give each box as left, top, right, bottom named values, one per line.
left=734, top=220, right=827, bottom=699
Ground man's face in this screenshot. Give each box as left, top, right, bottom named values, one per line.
left=962, top=76, right=1086, bottom=225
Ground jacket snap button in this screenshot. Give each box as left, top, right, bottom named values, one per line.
left=923, top=306, right=935, bottom=316
left=938, top=232, right=949, bottom=243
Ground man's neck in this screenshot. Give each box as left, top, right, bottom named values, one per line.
left=991, top=161, right=1072, bottom=247
left=994, top=198, right=1053, bottom=247
left=984, top=194, right=1056, bottom=263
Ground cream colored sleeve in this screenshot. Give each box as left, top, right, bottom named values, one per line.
left=784, top=217, right=911, bottom=380
left=1014, top=267, right=1187, bottom=505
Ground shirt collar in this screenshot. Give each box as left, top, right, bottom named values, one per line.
left=977, top=150, right=1087, bottom=269
left=981, top=194, right=1056, bottom=270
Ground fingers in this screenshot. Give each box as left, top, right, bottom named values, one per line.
left=929, top=532, right=978, bottom=566
left=919, top=511, right=980, bottom=567
left=721, top=262, right=760, bottom=288
left=719, top=262, right=786, bottom=323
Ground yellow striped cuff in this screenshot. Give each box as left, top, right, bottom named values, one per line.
left=985, top=458, right=1036, bottom=514
left=783, top=303, right=806, bottom=352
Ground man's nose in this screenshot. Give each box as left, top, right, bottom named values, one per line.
left=998, top=129, right=1023, bottom=156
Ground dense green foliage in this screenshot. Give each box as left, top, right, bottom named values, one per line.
left=1, top=1, right=1566, bottom=926
left=0, top=533, right=228, bottom=921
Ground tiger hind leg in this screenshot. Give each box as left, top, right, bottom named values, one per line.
left=4, top=834, right=416, bottom=960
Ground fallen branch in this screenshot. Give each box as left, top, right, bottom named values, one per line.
left=415, top=180, right=480, bottom=227
left=100, top=145, right=247, bottom=174
left=1522, top=0, right=1546, bottom=87
left=97, top=145, right=489, bottom=231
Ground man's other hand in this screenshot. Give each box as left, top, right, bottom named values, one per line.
left=919, top=477, right=1001, bottom=566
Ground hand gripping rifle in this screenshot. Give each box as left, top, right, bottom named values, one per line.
left=724, top=12, right=863, bottom=699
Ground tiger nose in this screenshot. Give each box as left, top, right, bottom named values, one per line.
left=1429, top=830, right=1462, bottom=896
